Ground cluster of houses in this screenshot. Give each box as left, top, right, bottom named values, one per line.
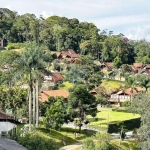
left=39, top=49, right=146, bottom=107
left=0, top=48, right=146, bottom=107
left=0, top=46, right=146, bottom=137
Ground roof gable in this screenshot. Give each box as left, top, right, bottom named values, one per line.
left=39, top=90, right=69, bottom=102
left=133, top=63, right=143, bottom=68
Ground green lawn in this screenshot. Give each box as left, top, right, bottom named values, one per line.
left=58, top=81, right=74, bottom=90
left=101, top=79, right=125, bottom=94
left=110, top=139, right=140, bottom=150
left=36, top=127, right=77, bottom=147
left=88, top=108, right=140, bottom=130
left=36, top=126, right=96, bottom=147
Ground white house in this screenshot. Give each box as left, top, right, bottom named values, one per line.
left=108, top=87, right=143, bottom=106
left=0, top=112, right=21, bottom=138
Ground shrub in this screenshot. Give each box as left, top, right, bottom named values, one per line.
left=122, top=100, right=131, bottom=107
left=18, top=132, right=59, bottom=150
left=108, top=118, right=141, bottom=133
left=6, top=43, right=25, bottom=50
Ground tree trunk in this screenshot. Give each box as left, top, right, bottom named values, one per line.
left=78, top=123, right=82, bottom=133
left=36, top=80, right=39, bottom=127
left=29, top=71, right=32, bottom=131
left=33, top=82, right=36, bottom=127
left=29, top=88, right=32, bottom=131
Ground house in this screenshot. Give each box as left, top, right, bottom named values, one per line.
left=131, top=63, right=143, bottom=74
left=41, top=71, right=64, bottom=90
left=108, top=87, right=143, bottom=106
left=58, top=49, right=80, bottom=63
left=39, top=90, right=69, bottom=102
left=100, top=62, right=113, bottom=71
left=0, top=111, right=21, bottom=138
left=0, top=38, right=3, bottom=48
left=140, top=64, right=150, bottom=74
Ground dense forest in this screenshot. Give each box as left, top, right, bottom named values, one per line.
left=1, top=8, right=150, bottom=66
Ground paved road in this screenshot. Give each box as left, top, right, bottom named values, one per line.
left=59, top=143, right=82, bottom=150
left=0, top=138, right=27, bottom=150
left=63, top=123, right=103, bottom=133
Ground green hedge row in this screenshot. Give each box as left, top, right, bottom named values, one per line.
left=112, top=107, right=129, bottom=112
left=108, top=117, right=141, bottom=133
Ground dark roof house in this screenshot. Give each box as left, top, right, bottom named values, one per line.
left=58, top=49, right=80, bottom=63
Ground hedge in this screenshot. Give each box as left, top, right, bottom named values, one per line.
left=108, top=117, right=141, bottom=133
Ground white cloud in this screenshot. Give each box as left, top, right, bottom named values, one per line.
left=41, top=11, right=54, bottom=19
left=5, top=5, right=12, bottom=10
left=91, top=14, right=150, bottom=29
left=126, top=26, right=150, bottom=41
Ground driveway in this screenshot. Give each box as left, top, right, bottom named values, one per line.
left=59, top=143, right=82, bottom=150
left=0, top=138, right=27, bottom=150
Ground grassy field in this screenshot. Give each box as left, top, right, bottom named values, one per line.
left=101, top=79, right=125, bottom=94
left=111, top=139, right=140, bottom=150
left=36, top=127, right=95, bottom=147
left=58, top=81, right=74, bottom=91
left=88, top=108, right=140, bottom=130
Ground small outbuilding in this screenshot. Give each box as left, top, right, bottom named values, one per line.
left=0, top=111, right=21, bottom=138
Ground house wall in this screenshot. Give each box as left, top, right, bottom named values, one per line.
left=111, top=94, right=130, bottom=101
left=0, top=122, right=16, bottom=134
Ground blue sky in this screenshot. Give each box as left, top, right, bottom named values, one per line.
left=1, top=0, right=150, bottom=41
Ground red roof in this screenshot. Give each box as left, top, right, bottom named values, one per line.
left=0, top=111, right=12, bottom=119
left=58, top=49, right=79, bottom=59
left=133, top=63, right=143, bottom=68
left=51, top=72, right=64, bottom=82
left=116, top=87, right=143, bottom=96
left=101, top=62, right=113, bottom=69
left=145, top=64, right=150, bottom=69
left=39, top=90, right=69, bottom=102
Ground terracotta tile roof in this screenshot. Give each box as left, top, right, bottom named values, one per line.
left=102, top=62, right=113, bottom=68
left=133, top=63, right=143, bottom=68
left=58, top=49, right=79, bottom=59
left=116, top=87, right=143, bottom=96
left=131, top=65, right=138, bottom=71
left=51, top=72, right=64, bottom=82
left=68, top=49, right=76, bottom=54
left=39, top=90, right=69, bottom=102
left=124, top=88, right=138, bottom=95
left=0, top=111, right=12, bottom=119
left=145, top=64, right=150, bottom=69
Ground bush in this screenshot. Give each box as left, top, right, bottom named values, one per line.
left=18, top=132, right=59, bottom=150
left=112, top=107, right=128, bottom=112
left=82, top=133, right=114, bottom=150
left=6, top=43, right=25, bottom=50
left=108, top=118, right=141, bottom=133
left=122, top=100, right=131, bottom=107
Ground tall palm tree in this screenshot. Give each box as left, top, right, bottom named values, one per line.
left=14, top=44, right=47, bottom=131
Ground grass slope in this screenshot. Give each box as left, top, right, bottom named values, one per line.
left=101, top=79, right=125, bottom=94
left=36, top=127, right=96, bottom=147
left=111, top=139, right=140, bottom=150
left=58, top=81, right=74, bottom=90
left=88, top=108, right=140, bottom=130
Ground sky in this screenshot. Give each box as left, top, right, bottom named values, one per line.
left=1, top=0, right=150, bottom=41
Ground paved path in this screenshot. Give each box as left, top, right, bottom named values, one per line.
left=59, top=143, right=82, bottom=150
left=0, top=138, right=27, bottom=150
left=63, top=123, right=103, bottom=133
